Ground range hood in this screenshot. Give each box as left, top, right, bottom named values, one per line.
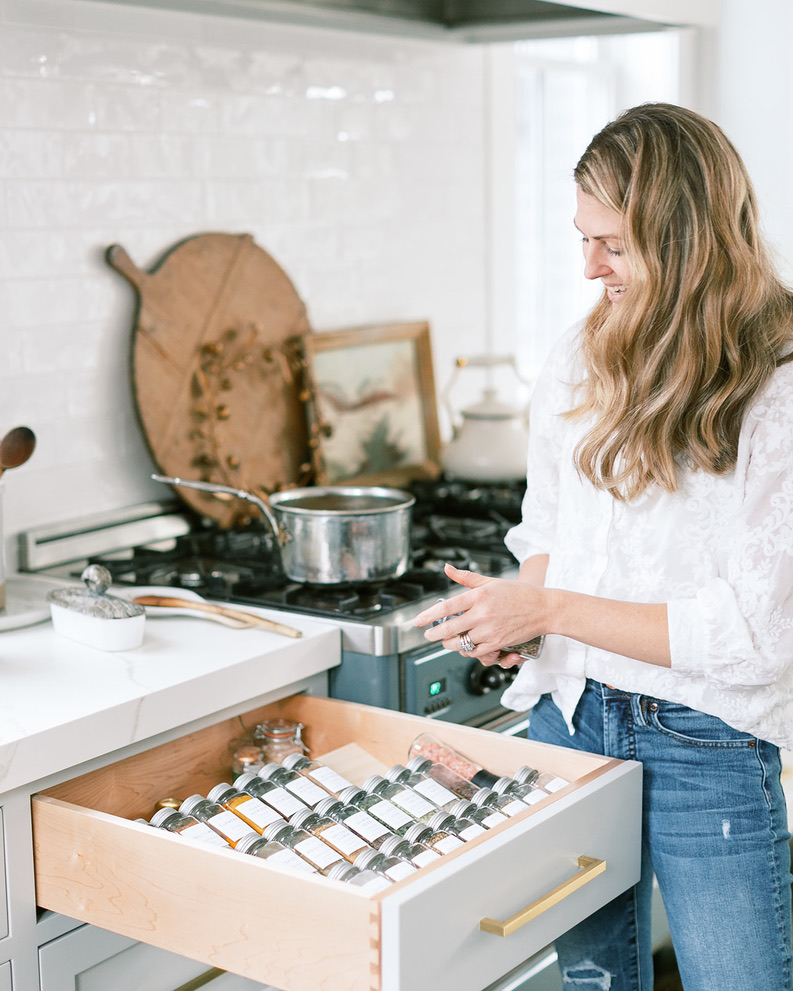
left=106, top=0, right=718, bottom=41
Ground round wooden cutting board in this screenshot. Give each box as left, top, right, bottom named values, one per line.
left=108, top=233, right=313, bottom=527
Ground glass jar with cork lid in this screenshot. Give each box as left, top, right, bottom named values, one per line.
left=254, top=718, right=306, bottom=764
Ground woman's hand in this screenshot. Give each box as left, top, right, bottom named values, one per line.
left=413, top=563, right=550, bottom=665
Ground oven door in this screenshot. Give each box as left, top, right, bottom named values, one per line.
left=403, top=644, right=530, bottom=733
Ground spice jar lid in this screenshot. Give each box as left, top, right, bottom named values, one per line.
left=338, top=786, right=365, bottom=805
left=378, top=834, right=405, bottom=859
left=207, top=783, right=235, bottom=804
left=404, top=822, right=431, bottom=846
left=281, top=751, right=307, bottom=771
left=448, top=799, right=476, bottom=819
left=178, top=794, right=207, bottom=816
left=255, top=718, right=304, bottom=741
left=514, top=765, right=539, bottom=785
left=362, top=774, right=386, bottom=794
left=47, top=564, right=145, bottom=619
left=406, top=756, right=432, bottom=774
left=150, top=808, right=181, bottom=827
left=315, top=797, right=342, bottom=818
left=289, top=808, right=316, bottom=831
left=235, top=832, right=264, bottom=856
left=428, top=811, right=454, bottom=832
left=385, top=764, right=409, bottom=783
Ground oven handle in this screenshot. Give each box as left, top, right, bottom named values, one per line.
left=480, top=856, right=606, bottom=937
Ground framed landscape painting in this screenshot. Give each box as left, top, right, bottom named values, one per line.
left=305, top=321, right=442, bottom=486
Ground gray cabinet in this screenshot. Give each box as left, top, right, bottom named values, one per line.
left=0, top=809, right=7, bottom=941
left=38, top=925, right=280, bottom=991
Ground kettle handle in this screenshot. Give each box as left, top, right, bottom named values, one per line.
left=442, top=355, right=531, bottom=432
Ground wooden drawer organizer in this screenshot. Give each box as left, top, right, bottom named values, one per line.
left=32, top=695, right=641, bottom=991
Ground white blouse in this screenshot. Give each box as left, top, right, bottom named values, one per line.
left=501, top=324, right=793, bottom=750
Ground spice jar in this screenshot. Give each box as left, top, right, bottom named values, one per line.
left=362, top=774, right=438, bottom=824
left=493, top=775, right=546, bottom=807
left=448, top=797, right=509, bottom=830
left=258, top=762, right=331, bottom=810
left=353, top=847, right=417, bottom=882
left=281, top=752, right=356, bottom=797
left=315, top=796, right=397, bottom=851
left=179, top=794, right=258, bottom=848
left=405, top=755, right=480, bottom=801
left=235, top=830, right=317, bottom=874
left=403, top=821, right=465, bottom=855
left=472, top=787, right=530, bottom=818
left=150, top=807, right=232, bottom=848
left=263, top=820, right=343, bottom=875
left=232, top=744, right=265, bottom=779
left=234, top=771, right=310, bottom=820
left=327, top=861, right=393, bottom=891
left=515, top=764, right=570, bottom=794
left=378, top=833, right=441, bottom=869
left=254, top=718, right=306, bottom=763
left=207, top=782, right=285, bottom=834
left=289, top=807, right=373, bottom=864
left=389, top=761, right=460, bottom=811
left=428, top=809, right=487, bottom=842
left=337, top=786, right=416, bottom=837
left=407, top=732, right=500, bottom=790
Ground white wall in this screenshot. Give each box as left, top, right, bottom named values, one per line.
left=0, top=0, right=489, bottom=567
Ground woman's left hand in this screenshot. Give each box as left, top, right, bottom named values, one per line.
left=414, top=563, right=548, bottom=665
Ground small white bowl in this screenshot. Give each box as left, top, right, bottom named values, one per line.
left=49, top=601, right=146, bottom=651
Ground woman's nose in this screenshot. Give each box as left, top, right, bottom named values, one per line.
left=583, top=245, right=612, bottom=281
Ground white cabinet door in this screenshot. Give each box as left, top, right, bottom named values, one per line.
left=38, top=925, right=282, bottom=991
left=0, top=960, right=11, bottom=991
left=0, top=808, right=8, bottom=940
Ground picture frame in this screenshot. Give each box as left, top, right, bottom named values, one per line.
left=304, top=321, right=442, bottom=486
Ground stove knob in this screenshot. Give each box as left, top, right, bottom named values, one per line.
left=467, top=660, right=506, bottom=696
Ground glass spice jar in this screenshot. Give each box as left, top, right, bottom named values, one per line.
left=254, top=718, right=306, bottom=764
left=353, top=847, right=417, bottom=883
left=472, top=787, right=531, bottom=819
left=289, top=807, right=373, bottom=864
left=405, top=755, right=480, bottom=802
left=515, top=764, right=570, bottom=794
left=362, top=774, right=439, bottom=825
left=389, top=760, right=460, bottom=811
left=493, top=775, right=546, bottom=807
left=403, top=821, right=465, bottom=856
left=235, top=830, right=318, bottom=874
left=207, top=782, right=285, bottom=834
left=258, top=762, right=331, bottom=810
left=337, top=786, right=416, bottom=838
left=263, top=820, right=343, bottom=876
left=281, top=751, right=356, bottom=797
left=326, top=861, right=393, bottom=892
left=234, top=770, right=310, bottom=820
left=447, top=797, right=509, bottom=830
left=407, top=732, right=500, bottom=790
left=427, top=810, right=487, bottom=842
left=178, top=794, right=258, bottom=849
left=315, top=796, right=397, bottom=851
left=150, top=807, right=232, bottom=849
left=378, top=832, right=441, bottom=869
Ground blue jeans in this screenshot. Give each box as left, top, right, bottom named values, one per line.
left=527, top=681, right=792, bottom=991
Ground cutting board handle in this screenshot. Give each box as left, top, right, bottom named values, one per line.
left=105, top=244, right=148, bottom=291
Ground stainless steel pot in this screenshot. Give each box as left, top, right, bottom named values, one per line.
left=151, top=474, right=415, bottom=585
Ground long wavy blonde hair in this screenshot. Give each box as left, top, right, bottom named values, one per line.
left=569, top=103, right=793, bottom=500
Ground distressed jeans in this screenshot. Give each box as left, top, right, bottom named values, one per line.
left=527, top=680, right=793, bottom=991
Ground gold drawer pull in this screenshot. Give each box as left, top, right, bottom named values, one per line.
left=172, top=968, right=226, bottom=991
left=480, top=855, right=606, bottom=937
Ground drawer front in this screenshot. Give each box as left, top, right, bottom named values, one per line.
left=33, top=696, right=642, bottom=991
left=0, top=961, right=9, bottom=991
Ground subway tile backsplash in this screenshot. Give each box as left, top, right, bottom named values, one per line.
left=0, top=0, right=488, bottom=566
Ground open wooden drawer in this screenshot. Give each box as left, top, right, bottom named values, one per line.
left=32, top=695, right=641, bottom=991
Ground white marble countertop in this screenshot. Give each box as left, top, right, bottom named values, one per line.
left=0, top=577, right=341, bottom=793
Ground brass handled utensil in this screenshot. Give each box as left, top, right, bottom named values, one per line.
left=133, top=595, right=303, bottom=638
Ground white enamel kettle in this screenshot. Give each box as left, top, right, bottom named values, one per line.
left=441, top=355, right=531, bottom=483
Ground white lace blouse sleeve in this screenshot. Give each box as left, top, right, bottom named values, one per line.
left=504, top=326, right=580, bottom=565
left=669, top=362, right=793, bottom=689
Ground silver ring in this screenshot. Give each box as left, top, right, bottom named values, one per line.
left=459, top=631, right=476, bottom=653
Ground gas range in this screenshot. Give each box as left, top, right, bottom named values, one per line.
left=19, top=477, right=528, bottom=728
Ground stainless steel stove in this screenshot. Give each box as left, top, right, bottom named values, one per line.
left=18, top=478, right=530, bottom=732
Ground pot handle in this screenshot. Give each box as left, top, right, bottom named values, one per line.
left=151, top=474, right=285, bottom=544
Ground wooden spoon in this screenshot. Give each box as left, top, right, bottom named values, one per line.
left=0, top=426, right=36, bottom=478
left=132, top=595, right=303, bottom=638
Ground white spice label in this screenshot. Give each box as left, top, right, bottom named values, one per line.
left=369, top=800, right=413, bottom=831
left=286, top=777, right=332, bottom=806
left=543, top=776, right=569, bottom=793
left=233, top=796, right=282, bottom=830
left=345, top=811, right=391, bottom=843
left=501, top=799, right=528, bottom=817
left=262, top=786, right=308, bottom=818
left=412, top=848, right=442, bottom=867
left=459, top=823, right=487, bottom=840
left=385, top=861, right=417, bottom=881
left=310, top=766, right=354, bottom=794
left=483, top=810, right=509, bottom=828
left=295, top=836, right=343, bottom=870
left=413, top=779, right=457, bottom=807
left=267, top=849, right=317, bottom=873
left=433, top=835, right=465, bottom=854
left=392, top=789, right=436, bottom=818
left=319, top=823, right=366, bottom=857
left=358, top=875, right=393, bottom=892
left=521, top=790, right=546, bottom=806
left=180, top=822, right=230, bottom=848
left=207, top=810, right=253, bottom=842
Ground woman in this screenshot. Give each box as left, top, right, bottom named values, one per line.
left=415, top=103, right=793, bottom=990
